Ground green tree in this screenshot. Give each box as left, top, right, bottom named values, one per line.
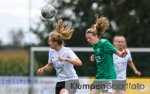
left=9, top=29, right=25, bottom=48
left=31, top=0, right=150, bottom=47
left=30, top=0, right=150, bottom=77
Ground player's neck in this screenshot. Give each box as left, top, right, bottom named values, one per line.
left=55, top=45, right=63, bottom=51
left=95, top=38, right=100, bottom=44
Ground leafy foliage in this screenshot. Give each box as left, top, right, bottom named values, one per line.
left=29, top=0, right=150, bottom=77
left=30, top=0, right=150, bottom=47
left=0, top=50, right=29, bottom=76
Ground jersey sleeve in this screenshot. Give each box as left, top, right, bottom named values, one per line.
left=66, top=48, right=78, bottom=59
left=103, top=41, right=117, bottom=54
left=48, top=49, right=53, bottom=63
left=127, top=49, right=132, bottom=62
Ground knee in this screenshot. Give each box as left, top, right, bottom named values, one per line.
left=60, top=89, right=69, bottom=94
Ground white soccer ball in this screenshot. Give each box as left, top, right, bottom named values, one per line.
left=41, top=4, right=56, bottom=19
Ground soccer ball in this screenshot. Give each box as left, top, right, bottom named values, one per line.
left=41, top=4, right=56, bottom=19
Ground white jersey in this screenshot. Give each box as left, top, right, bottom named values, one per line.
left=48, top=47, right=78, bottom=82
left=113, top=49, right=132, bottom=80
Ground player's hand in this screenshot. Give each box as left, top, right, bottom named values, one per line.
left=37, top=68, right=44, bottom=75
left=135, top=70, right=141, bottom=76
left=58, top=56, right=67, bottom=61
left=121, top=49, right=128, bottom=57
left=90, top=54, right=95, bottom=62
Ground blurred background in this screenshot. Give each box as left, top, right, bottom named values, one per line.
left=0, top=0, right=149, bottom=94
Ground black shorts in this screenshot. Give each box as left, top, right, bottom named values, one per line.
left=55, top=79, right=79, bottom=94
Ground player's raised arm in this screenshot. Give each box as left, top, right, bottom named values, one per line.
left=37, top=63, right=53, bottom=75
left=115, top=49, right=127, bottom=57
left=58, top=57, right=82, bottom=66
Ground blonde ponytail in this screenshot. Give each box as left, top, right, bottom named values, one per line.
left=55, top=19, right=73, bottom=40
left=49, top=19, right=74, bottom=46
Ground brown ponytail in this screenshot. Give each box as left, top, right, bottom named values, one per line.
left=86, top=16, right=109, bottom=38
left=95, top=17, right=109, bottom=38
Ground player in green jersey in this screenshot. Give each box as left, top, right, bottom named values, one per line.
left=85, top=17, right=127, bottom=94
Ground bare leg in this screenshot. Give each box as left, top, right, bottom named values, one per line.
left=60, top=89, right=69, bottom=94
left=112, top=89, right=117, bottom=94
left=116, top=90, right=126, bottom=94
left=103, top=90, right=113, bottom=94
left=90, top=89, right=100, bottom=94
left=112, top=90, right=126, bottom=94
left=103, top=93, right=113, bottom=94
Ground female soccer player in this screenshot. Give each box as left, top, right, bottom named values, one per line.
left=85, top=17, right=127, bottom=94
left=113, top=36, right=141, bottom=94
left=37, top=19, right=82, bottom=94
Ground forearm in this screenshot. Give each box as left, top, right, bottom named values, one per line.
left=42, top=63, right=53, bottom=71
left=128, top=61, right=138, bottom=72
left=65, top=58, right=82, bottom=66
left=128, top=61, right=141, bottom=76
left=115, top=50, right=123, bottom=57
left=115, top=49, right=127, bottom=57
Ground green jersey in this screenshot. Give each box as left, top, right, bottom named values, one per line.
left=93, top=38, right=117, bottom=79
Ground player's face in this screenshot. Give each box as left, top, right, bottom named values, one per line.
left=48, top=37, right=57, bottom=49
left=114, top=37, right=126, bottom=50
left=85, top=33, right=98, bottom=45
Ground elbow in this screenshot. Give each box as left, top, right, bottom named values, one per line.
left=78, top=61, right=82, bottom=66
left=69, top=58, right=82, bottom=66
left=76, top=60, right=82, bottom=66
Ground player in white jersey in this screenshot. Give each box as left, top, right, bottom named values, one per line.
left=37, top=19, right=82, bottom=94
left=112, top=36, right=141, bottom=94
